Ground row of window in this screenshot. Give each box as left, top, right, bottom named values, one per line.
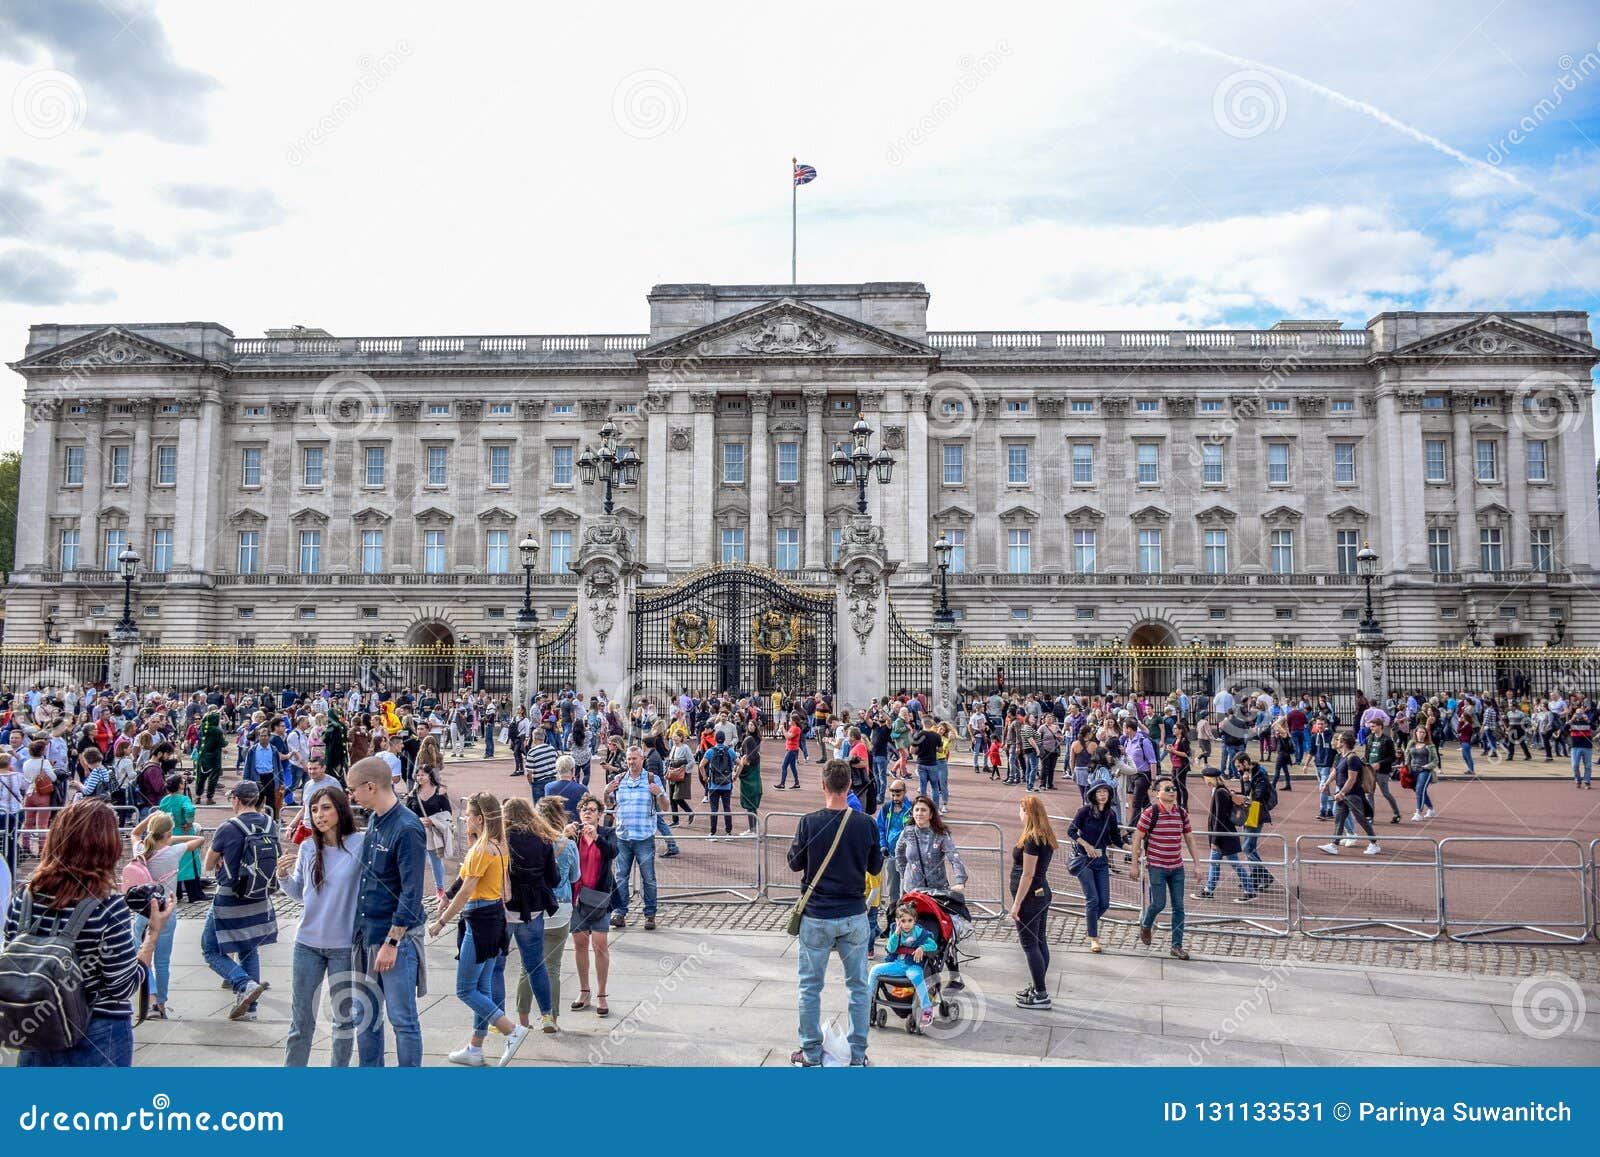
left=942, top=398, right=1361, bottom=417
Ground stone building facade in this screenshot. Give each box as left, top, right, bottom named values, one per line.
left=8, top=281, right=1600, bottom=649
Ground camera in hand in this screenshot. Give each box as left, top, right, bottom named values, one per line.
left=123, top=882, right=168, bottom=919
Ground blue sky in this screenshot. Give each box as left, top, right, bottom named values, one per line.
left=1, top=0, right=1599, bottom=446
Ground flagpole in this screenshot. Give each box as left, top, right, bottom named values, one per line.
left=790, top=156, right=797, bottom=285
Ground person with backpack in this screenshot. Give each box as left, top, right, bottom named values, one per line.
left=0, top=799, right=174, bottom=1066
left=698, top=732, right=739, bottom=837
left=1194, top=769, right=1256, bottom=903
left=1129, top=777, right=1200, bottom=961
left=1318, top=731, right=1383, bottom=856
left=1230, top=754, right=1277, bottom=894
left=200, top=780, right=278, bottom=1020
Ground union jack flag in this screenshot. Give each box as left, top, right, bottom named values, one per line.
left=793, top=162, right=817, bottom=186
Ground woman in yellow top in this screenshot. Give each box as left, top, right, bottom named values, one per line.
left=428, top=792, right=530, bottom=1067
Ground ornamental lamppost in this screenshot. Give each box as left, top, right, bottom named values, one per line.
left=114, top=543, right=141, bottom=636
left=517, top=533, right=540, bottom=625
left=577, top=419, right=641, bottom=516
left=43, top=612, right=61, bottom=644
left=829, top=414, right=894, bottom=516
left=1356, top=540, right=1380, bottom=634
left=932, top=532, right=956, bottom=626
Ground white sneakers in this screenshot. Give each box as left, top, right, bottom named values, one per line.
left=451, top=1023, right=530, bottom=1068
left=1411, top=811, right=1423, bottom=822
left=499, top=1024, right=530, bottom=1067
left=1318, top=842, right=1340, bottom=855
left=448, top=1044, right=485, bottom=1066
left=1363, top=843, right=1383, bottom=855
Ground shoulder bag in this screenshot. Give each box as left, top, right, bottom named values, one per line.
left=787, top=810, right=854, bottom=936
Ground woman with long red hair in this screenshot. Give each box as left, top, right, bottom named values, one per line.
left=3, top=799, right=174, bottom=1066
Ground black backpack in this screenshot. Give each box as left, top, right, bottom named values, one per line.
left=221, top=814, right=279, bottom=901
left=0, top=891, right=102, bottom=1051
left=704, top=745, right=736, bottom=788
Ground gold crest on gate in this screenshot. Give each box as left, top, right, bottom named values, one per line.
left=669, top=611, right=715, bottom=659
left=751, top=610, right=799, bottom=659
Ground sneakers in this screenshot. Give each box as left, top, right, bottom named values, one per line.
left=661, top=848, right=680, bottom=858
left=541, top=1014, right=559, bottom=1034
left=737, top=829, right=756, bottom=838
left=1424, top=808, right=1436, bottom=817
left=1234, top=893, right=1258, bottom=904
left=228, top=981, right=270, bottom=1021
left=1015, top=989, right=1052, bottom=1009
left=448, top=1044, right=485, bottom=1066
left=920, top=1006, right=934, bottom=1027
left=1339, top=838, right=1358, bottom=847
left=1193, top=891, right=1215, bottom=900
left=498, top=1024, right=530, bottom=1067
left=790, top=1049, right=822, bottom=1067
left=1411, top=811, right=1422, bottom=822
left=1364, top=843, right=1383, bottom=855
left=1318, top=842, right=1340, bottom=856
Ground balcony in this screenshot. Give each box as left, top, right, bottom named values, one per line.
left=211, top=572, right=580, bottom=587
left=926, top=329, right=1372, bottom=362
left=228, top=334, right=649, bottom=369
left=1425, top=570, right=1571, bottom=586
left=941, top=572, right=1362, bottom=588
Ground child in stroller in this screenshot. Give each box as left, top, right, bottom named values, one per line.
left=868, top=890, right=970, bottom=1035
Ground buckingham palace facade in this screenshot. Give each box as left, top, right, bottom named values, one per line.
left=8, top=280, right=1600, bottom=650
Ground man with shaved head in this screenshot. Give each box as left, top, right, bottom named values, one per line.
left=347, top=755, right=427, bottom=1066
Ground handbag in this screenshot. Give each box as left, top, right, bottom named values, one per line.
left=575, top=886, right=610, bottom=920
left=786, top=809, right=855, bottom=936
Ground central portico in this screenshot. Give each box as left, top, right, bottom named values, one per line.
left=635, top=284, right=938, bottom=580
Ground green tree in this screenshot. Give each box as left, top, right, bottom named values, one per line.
left=0, top=450, right=18, bottom=574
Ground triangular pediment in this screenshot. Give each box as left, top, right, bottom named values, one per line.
left=638, top=298, right=936, bottom=363
left=478, top=505, right=517, bottom=525
left=537, top=505, right=579, bottom=524
left=414, top=505, right=454, bottom=525
left=1477, top=501, right=1512, bottom=518
left=227, top=506, right=268, bottom=526
left=97, top=503, right=129, bottom=521
left=932, top=503, right=975, bottom=522
left=1194, top=504, right=1237, bottom=524
left=351, top=506, right=392, bottom=525
left=999, top=503, right=1040, bottom=524
left=1392, top=315, right=1599, bottom=362
left=11, top=325, right=207, bottom=372
left=1328, top=505, right=1368, bottom=521
left=1130, top=504, right=1171, bottom=523
left=1063, top=504, right=1106, bottom=523
left=1263, top=504, right=1303, bottom=523
left=290, top=507, right=328, bottom=525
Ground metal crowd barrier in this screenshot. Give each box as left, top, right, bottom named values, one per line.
left=1439, top=837, right=1591, bottom=945
left=3, top=804, right=142, bottom=874
left=650, top=830, right=761, bottom=903
left=1592, top=839, right=1599, bottom=939
left=1293, top=834, right=1444, bottom=941
left=1043, top=814, right=1143, bottom=928
left=1175, top=830, right=1292, bottom=938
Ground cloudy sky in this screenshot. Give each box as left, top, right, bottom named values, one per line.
left=1, top=0, right=1598, bottom=448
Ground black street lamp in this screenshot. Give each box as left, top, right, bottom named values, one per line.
left=577, top=419, right=641, bottom=516
left=1356, top=540, right=1380, bottom=633
left=932, top=532, right=955, bottom=625
left=829, top=414, right=894, bottom=516
left=114, top=543, right=141, bottom=635
left=518, top=533, right=540, bottom=625
left=43, top=612, right=61, bottom=645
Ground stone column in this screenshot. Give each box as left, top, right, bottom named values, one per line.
left=834, top=513, right=895, bottom=715
left=108, top=628, right=140, bottom=691
left=905, top=388, right=930, bottom=569
left=128, top=400, right=155, bottom=550
left=1038, top=395, right=1067, bottom=570
left=803, top=389, right=827, bottom=568
left=1561, top=381, right=1600, bottom=572
left=183, top=391, right=224, bottom=573
left=1353, top=629, right=1389, bottom=705
left=510, top=619, right=540, bottom=710
left=929, top=622, right=962, bottom=722
left=749, top=390, right=770, bottom=566
left=1451, top=395, right=1476, bottom=571
left=76, top=403, right=104, bottom=571
left=690, top=390, right=717, bottom=566
left=574, top=515, right=637, bottom=698
left=16, top=399, right=59, bottom=570
left=1505, top=405, right=1526, bottom=569
left=644, top=390, right=669, bottom=566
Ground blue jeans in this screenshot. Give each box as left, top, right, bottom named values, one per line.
left=1316, top=763, right=1336, bottom=816
left=1414, top=771, right=1434, bottom=812
left=1291, top=731, right=1308, bottom=761
left=510, top=917, right=553, bottom=1017
left=356, top=934, right=422, bottom=1067
left=484, top=728, right=495, bottom=758
left=655, top=813, right=680, bottom=854
left=613, top=835, right=657, bottom=917
left=1074, top=855, right=1111, bottom=937
left=455, top=901, right=508, bottom=1035
left=780, top=750, right=799, bottom=786
left=1221, top=743, right=1243, bottom=771
left=1572, top=747, right=1593, bottom=785
left=931, top=759, right=949, bottom=809
left=426, top=850, right=447, bottom=891
left=1023, top=752, right=1039, bottom=791
left=1206, top=850, right=1255, bottom=895
left=287, top=942, right=355, bottom=1066
left=1241, top=825, right=1272, bottom=890
left=1460, top=742, right=1476, bottom=773
left=133, top=912, right=177, bottom=1004
left=917, top=761, right=935, bottom=800
left=1140, top=865, right=1186, bottom=948
left=199, top=908, right=260, bottom=1005
left=871, top=755, right=889, bottom=798
left=19, top=1014, right=132, bottom=1067
left=796, top=911, right=871, bottom=1064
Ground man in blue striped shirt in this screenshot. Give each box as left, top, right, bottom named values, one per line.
left=605, top=745, right=666, bottom=931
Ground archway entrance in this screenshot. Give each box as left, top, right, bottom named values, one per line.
left=405, top=621, right=456, bottom=694
left=1128, top=621, right=1179, bottom=698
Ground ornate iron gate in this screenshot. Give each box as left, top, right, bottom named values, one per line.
left=887, top=604, right=933, bottom=695
left=633, top=566, right=836, bottom=697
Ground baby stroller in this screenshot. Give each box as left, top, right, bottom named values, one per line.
left=869, top=890, right=972, bottom=1035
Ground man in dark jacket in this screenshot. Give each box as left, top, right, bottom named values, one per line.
left=1231, top=754, right=1275, bottom=893
left=787, top=758, right=883, bottom=1068
left=1196, top=769, right=1256, bottom=901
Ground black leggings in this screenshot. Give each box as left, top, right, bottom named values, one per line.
left=1335, top=793, right=1376, bottom=839
left=670, top=793, right=694, bottom=822
left=1016, top=889, right=1051, bottom=994
left=1040, top=751, right=1058, bottom=790
left=707, top=791, right=732, bottom=834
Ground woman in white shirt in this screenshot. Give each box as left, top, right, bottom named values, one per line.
left=0, top=751, right=29, bottom=873
left=277, top=785, right=364, bottom=1067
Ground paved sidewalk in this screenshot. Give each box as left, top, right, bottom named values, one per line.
left=110, top=913, right=1600, bottom=1067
